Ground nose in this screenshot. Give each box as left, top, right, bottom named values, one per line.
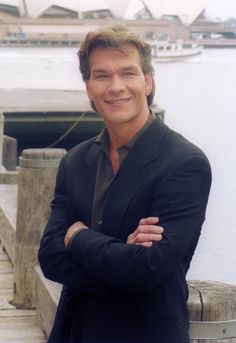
left=109, top=75, right=125, bottom=93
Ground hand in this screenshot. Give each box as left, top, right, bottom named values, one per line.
left=126, top=217, right=164, bottom=248
left=64, top=221, right=88, bottom=248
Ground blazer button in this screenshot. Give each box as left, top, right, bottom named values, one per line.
left=98, top=220, right=103, bottom=225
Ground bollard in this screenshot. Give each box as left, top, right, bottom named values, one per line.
left=13, top=148, right=66, bottom=309
left=0, top=112, right=4, bottom=168
left=188, top=280, right=236, bottom=343
left=3, top=135, right=17, bottom=171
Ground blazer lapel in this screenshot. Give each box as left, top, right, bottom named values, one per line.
left=101, top=117, right=168, bottom=238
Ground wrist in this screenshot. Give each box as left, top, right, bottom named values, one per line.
left=65, top=225, right=88, bottom=248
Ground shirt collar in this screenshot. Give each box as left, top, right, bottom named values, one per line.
left=95, top=128, right=110, bottom=153
left=95, top=110, right=156, bottom=154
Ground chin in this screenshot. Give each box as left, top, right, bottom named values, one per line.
left=107, top=114, right=134, bottom=124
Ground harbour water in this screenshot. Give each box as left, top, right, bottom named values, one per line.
left=0, top=47, right=236, bottom=285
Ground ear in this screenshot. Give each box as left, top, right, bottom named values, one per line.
left=85, top=80, right=93, bottom=101
left=144, top=73, right=153, bottom=97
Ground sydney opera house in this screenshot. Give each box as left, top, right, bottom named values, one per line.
left=0, top=0, right=206, bottom=23
left=0, top=0, right=212, bottom=45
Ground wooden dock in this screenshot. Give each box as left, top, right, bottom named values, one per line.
left=0, top=243, right=46, bottom=343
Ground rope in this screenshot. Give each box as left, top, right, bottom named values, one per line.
left=46, top=110, right=88, bottom=148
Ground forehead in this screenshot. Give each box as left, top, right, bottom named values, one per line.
left=88, top=44, right=142, bottom=70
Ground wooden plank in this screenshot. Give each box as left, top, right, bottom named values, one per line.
left=0, top=260, right=13, bottom=273
left=0, top=274, right=13, bottom=289
left=0, top=309, right=47, bottom=342
left=0, top=329, right=46, bottom=341
left=0, top=250, right=10, bottom=261
left=0, top=255, right=9, bottom=261
left=0, top=288, right=13, bottom=294
left=0, top=309, right=36, bottom=317
left=0, top=243, right=47, bottom=343
left=0, top=293, right=15, bottom=309
left=0, top=88, right=90, bottom=113
left=0, top=316, right=38, bottom=326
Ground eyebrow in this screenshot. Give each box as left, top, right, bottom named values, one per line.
left=91, top=65, right=140, bottom=74
left=122, top=66, right=139, bottom=72
left=91, top=69, right=108, bottom=74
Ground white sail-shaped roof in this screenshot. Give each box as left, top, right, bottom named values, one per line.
left=24, top=0, right=78, bottom=18
left=2, top=0, right=207, bottom=22
left=50, top=0, right=78, bottom=12
left=24, top=0, right=50, bottom=18
left=0, top=0, right=19, bottom=5
left=0, top=0, right=23, bottom=16
left=23, top=0, right=113, bottom=18
left=78, top=0, right=108, bottom=13
left=143, top=0, right=207, bottom=25
left=104, top=0, right=130, bottom=18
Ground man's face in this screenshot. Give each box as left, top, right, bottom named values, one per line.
left=85, top=44, right=152, bottom=128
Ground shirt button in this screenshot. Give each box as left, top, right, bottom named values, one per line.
left=98, top=220, right=103, bottom=225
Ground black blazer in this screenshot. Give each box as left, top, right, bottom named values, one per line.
left=38, top=117, right=211, bottom=343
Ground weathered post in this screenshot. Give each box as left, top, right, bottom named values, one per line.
left=13, top=148, right=66, bottom=309
left=188, top=280, right=236, bottom=342
left=3, top=135, right=17, bottom=171
left=0, top=112, right=4, bottom=169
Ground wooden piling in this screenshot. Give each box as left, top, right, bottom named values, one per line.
left=3, top=135, right=17, bottom=171
left=0, top=112, right=4, bottom=169
left=188, top=280, right=236, bottom=342
left=13, top=148, right=66, bottom=309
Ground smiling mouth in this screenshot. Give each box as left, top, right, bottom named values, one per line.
left=105, top=98, right=131, bottom=105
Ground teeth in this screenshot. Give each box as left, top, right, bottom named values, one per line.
left=107, top=98, right=129, bottom=104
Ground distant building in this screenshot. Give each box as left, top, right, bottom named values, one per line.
left=0, top=0, right=129, bottom=19
left=142, top=0, right=207, bottom=26
left=0, top=0, right=207, bottom=24
left=192, top=12, right=222, bottom=27
left=0, top=0, right=22, bottom=17
left=0, top=0, right=208, bottom=44
left=223, top=18, right=236, bottom=29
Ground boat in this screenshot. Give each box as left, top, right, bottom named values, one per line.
left=149, top=38, right=203, bottom=62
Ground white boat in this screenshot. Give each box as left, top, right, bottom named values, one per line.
left=149, top=39, right=203, bottom=62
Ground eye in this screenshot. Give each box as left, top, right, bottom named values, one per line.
left=94, top=74, right=108, bottom=80
left=123, top=71, right=135, bottom=77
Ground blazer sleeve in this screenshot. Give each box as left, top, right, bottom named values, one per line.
left=38, top=156, right=106, bottom=292
left=67, top=154, right=212, bottom=293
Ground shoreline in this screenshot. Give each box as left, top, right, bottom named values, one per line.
left=1, top=39, right=236, bottom=49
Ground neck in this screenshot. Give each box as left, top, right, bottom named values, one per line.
left=106, top=110, right=150, bottom=149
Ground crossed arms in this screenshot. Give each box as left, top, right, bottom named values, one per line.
left=38, top=153, right=211, bottom=293
left=64, top=217, right=164, bottom=249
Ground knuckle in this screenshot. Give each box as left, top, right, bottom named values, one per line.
left=136, top=233, right=144, bottom=242
left=139, top=218, right=146, bottom=224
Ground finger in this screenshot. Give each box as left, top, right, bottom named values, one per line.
left=136, top=242, right=153, bottom=248
left=137, top=225, right=164, bottom=234
left=139, top=217, right=159, bottom=225
left=135, top=233, right=163, bottom=243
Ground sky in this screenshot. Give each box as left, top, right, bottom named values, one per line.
left=206, top=0, right=236, bottom=19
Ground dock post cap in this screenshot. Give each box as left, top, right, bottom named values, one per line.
left=19, top=148, right=66, bottom=168
left=188, top=280, right=236, bottom=340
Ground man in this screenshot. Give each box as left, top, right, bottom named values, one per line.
left=38, top=25, right=211, bottom=343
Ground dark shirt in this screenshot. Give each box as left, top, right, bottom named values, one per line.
left=91, top=112, right=156, bottom=231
